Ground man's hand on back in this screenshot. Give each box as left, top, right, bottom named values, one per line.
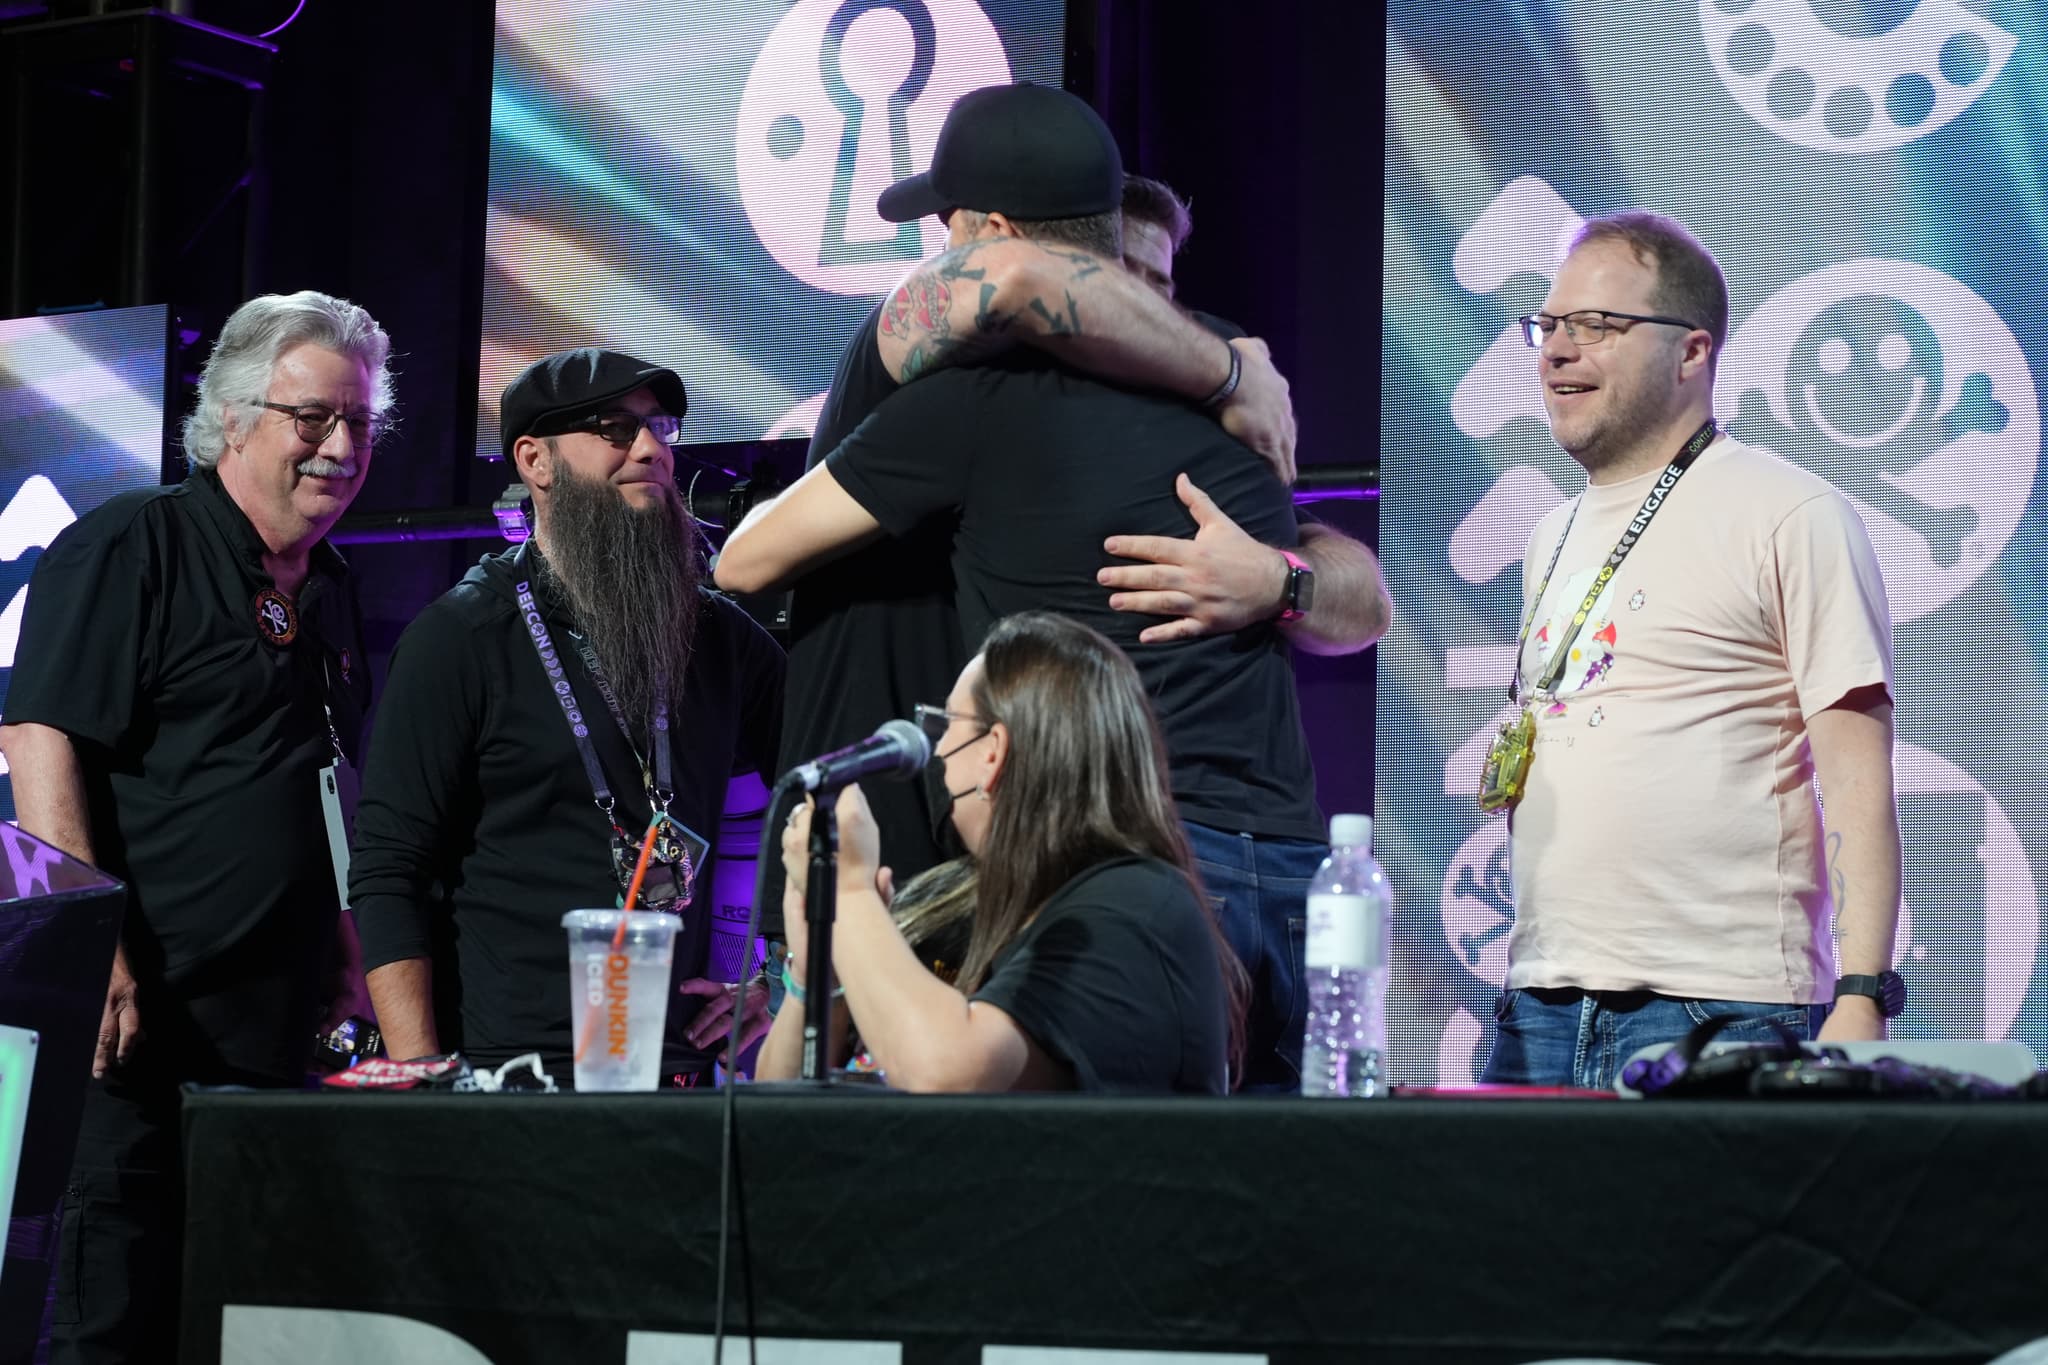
left=1100, top=474, right=1287, bottom=644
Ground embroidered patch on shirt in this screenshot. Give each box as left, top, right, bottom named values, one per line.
left=254, top=588, right=298, bottom=646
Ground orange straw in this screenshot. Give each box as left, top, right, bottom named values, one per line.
left=574, top=815, right=666, bottom=1064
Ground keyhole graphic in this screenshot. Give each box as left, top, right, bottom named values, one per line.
left=817, top=0, right=936, bottom=267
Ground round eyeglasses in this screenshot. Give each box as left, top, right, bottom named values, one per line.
left=260, top=402, right=377, bottom=449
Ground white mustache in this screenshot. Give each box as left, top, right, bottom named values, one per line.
left=297, top=456, right=358, bottom=480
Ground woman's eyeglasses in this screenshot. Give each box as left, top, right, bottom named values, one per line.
left=914, top=703, right=984, bottom=744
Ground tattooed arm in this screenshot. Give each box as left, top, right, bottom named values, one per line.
left=874, top=238, right=1297, bottom=481
left=1806, top=683, right=1901, bottom=1042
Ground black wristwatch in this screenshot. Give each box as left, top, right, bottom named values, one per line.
left=1833, top=970, right=1906, bottom=1018
left=1277, top=549, right=1316, bottom=624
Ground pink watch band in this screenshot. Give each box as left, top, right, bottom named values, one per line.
left=1277, top=549, right=1310, bottom=623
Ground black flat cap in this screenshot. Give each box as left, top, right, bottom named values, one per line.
left=499, top=348, right=688, bottom=460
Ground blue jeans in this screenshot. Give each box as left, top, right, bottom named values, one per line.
left=1480, top=987, right=1826, bottom=1090
left=1183, top=821, right=1328, bottom=1094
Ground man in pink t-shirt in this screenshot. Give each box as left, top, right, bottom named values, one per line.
left=1480, top=211, right=1903, bottom=1089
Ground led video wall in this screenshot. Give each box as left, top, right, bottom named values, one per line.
left=480, top=0, right=1066, bottom=457
left=1382, top=1, right=2048, bottom=1080
left=0, top=305, right=171, bottom=822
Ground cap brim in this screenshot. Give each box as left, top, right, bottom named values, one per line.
left=876, top=172, right=948, bottom=224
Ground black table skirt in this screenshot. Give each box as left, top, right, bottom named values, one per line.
left=180, top=1090, right=2048, bottom=1364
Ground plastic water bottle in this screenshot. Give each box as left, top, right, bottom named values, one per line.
left=1302, top=813, right=1391, bottom=1098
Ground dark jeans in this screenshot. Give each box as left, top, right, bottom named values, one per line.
left=48, top=1072, right=183, bottom=1365
left=1183, top=821, right=1328, bottom=1094
left=1480, top=986, right=1826, bottom=1090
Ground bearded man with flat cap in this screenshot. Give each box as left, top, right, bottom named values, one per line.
left=352, top=349, right=784, bottom=1085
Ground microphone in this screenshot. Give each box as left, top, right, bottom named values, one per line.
left=785, top=719, right=931, bottom=793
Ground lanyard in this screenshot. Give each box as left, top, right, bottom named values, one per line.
left=566, top=632, right=673, bottom=806
left=319, top=657, right=347, bottom=764
left=1509, top=421, right=1718, bottom=703
left=512, top=543, right=671, bottom=826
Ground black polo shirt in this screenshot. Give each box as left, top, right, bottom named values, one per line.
left=777, top=305, right=964, bottom=915
left=6, top=468, right=368, bottom=1079
left=825, top=354, right=1324, bottom=841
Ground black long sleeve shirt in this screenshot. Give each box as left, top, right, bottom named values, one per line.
left=350, top=547, right=784, bottom=1077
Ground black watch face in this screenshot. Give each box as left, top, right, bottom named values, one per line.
left=1879, top=969, right=1907, bottom=1018
left=1292, top=565, right=1317, bottom=614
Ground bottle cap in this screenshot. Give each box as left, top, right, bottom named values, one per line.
left=1329, top=813, right=1373, bottom=849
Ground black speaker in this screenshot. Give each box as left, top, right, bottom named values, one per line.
left=0, top=8, right=273, bottom=318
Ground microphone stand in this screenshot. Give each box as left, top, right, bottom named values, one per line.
left=799, top=787, right=838, bottom=1084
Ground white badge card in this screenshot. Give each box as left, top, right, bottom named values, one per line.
left=319, top=758, right=360, bottom=908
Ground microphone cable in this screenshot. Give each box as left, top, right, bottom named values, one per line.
left=710, top=771, right=804, bottom=1365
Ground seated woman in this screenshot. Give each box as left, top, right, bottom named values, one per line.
left=758, top=610, right=1242, bottom=1093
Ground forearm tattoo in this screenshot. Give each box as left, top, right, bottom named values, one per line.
left=1827, top=829, right=1848, bottom=909
left=879, top=240, right=1104, bottom=381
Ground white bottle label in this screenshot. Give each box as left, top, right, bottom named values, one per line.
left=1305, top=892, right=1374, bottom=970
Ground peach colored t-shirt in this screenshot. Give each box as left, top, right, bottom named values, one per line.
left=1506, top=435, right=1893, bottom=1005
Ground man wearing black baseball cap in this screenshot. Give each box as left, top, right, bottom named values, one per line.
left=723, top=83, right=1302, bottom=927
left=864, top=83, right=1291, bottom=462
left=354, top=347, right=785, bottom=1084
left=872, top=80, right=1126, bottom=225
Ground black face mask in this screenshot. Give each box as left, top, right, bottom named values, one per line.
left=921, top=731, right=990, bottom=847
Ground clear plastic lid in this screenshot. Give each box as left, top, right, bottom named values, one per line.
left=1328, top=813, right=1373, bottom=850
left=560, top=909, right=681, bottom=940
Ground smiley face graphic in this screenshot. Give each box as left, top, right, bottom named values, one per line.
left=1720, top=259, right=2038, bottom=622
left=1790, top=295, right=1947, bottom=455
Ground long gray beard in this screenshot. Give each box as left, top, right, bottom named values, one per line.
left=537, top=466, right=701, bottom=740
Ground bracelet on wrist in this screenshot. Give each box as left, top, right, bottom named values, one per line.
left=779, top=958, right=844, bottom=1005
left=1201, top=341, right=1242, bottom=409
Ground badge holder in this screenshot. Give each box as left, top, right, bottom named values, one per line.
left=316, top=676, right=357, bottom=908
left=609, top=807, right=709, bottom=914
left=319, top=757, right=360, bottom=906
left=1476, top=707, right=1536, bottom=813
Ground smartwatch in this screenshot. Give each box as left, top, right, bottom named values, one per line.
left=1833, top=970, right=1906, bottom=1018
left=1277, top=549, right=1315, bottom=624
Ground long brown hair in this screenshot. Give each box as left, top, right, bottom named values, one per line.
left=951, top=611, right=1246, bottom=1075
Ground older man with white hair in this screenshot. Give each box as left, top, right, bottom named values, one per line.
left=0, top=289, right=391, bottom=1362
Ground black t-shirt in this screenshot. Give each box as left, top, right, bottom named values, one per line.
left=5, top=469, right=369, bottom=1081
left=826, top=358, right=1324, bottom=840
left=972, top=856, right=1227, bottom=1093
left=350, top=546, right=785, bottom=1080
left=777, top=305, right=963, bottom=910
